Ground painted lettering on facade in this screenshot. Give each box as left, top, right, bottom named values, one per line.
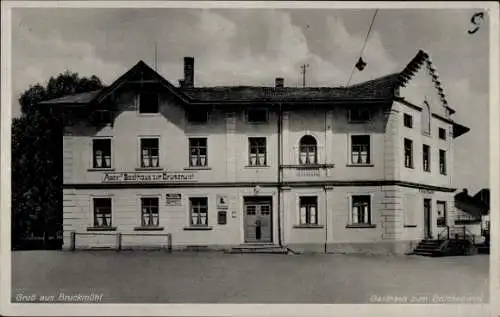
left=102, top=172, right=195, bottom=183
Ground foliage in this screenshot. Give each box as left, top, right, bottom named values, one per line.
left=12, top=71, right=103, bottom=248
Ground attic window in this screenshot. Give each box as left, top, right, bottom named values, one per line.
left=139, top=92, right=159, bottom=114
left=348, top=107, right=372, bottom=123
left=187, top=108, right=208, bottom=123
left=93, top=110, right=112, bottom=124
left=247, top=108, right=268, bottom=123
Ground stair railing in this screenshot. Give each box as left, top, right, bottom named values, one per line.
left=437, top=226, right=450, bottom=241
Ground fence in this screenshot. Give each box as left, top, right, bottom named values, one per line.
left=69, top=231, right=172, bottom=252
left=437, top=225, right=477, bottom=245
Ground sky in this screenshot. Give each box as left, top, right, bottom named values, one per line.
left=10, top=7, right=490, bottom=193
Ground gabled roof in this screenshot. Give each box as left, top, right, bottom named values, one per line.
left=38, top=89, right=103, bottom=105
left=397, top=49, right=455, bottom=115
left=35, top=49, right=456, bottom=114
left=181, top=73, right=400, bottom=103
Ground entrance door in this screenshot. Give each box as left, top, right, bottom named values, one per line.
left=424, top=199, right=432, bottom=239
left=244, top=197, right=272, bottom=243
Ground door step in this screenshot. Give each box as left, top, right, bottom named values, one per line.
left=226, top=244, right=289, bottom=254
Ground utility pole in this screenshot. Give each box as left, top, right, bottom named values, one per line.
left=300, top=64, right=310, bottom=87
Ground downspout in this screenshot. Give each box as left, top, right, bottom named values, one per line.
left=277, top=102, right=283, bottom=247
left=324, top=107, right=328, bottom=254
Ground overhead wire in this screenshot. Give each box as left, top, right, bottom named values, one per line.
left=344, top=9, right=379, bottom=88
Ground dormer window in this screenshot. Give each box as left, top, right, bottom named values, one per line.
left=139, top=92, right=159, bottom=113
left=247, top=108, right=268, bottom=123
left=187, top=108, right=208, bottom=124
left=348, top=107, right=372, bottom=123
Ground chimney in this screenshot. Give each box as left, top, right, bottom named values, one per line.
left=183, top=57, right=194, bottom=88
left=275, top=77, right=284, bottom=88
left=463, top=188, right=468, bottom=195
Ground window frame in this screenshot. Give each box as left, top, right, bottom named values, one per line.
left=140, top=197, right=160, bottom=227
left=349, top=195, right=373, bottom=226
left=189, top=138, right=208, bottom=167
left=436, top=200, right=447, bottom=227
left=423, top=144, right=431, bottom=172
left=403, top=113, right=413, bottom=128
left=404, top=138, right=414, bottom=168
left=299, top=196, right=318, bottom=225
left=139, top=137, right=160, bottom=169
left=298, top=135, right=318, bottom=165
left=248, top=137, right=267, bottom=166
left=439, top=149, right=447, bottom=175
left=350, top=135, right=371, bottom=165
left=138, top=92, right=160, bottom=114
left=92, top=197, right=113, bottom=228
left=91, top=137, right=113, bottom=169
left=438, top=127, right=447, bottom=140
left=189, top=197, right=209, bottom=227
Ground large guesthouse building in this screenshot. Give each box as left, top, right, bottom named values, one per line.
left=41, top=50, right=469, bottom=254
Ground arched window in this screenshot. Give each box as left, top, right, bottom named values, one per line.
left=299, top=135, right=317, bottom=165
left=422, top=101, right=431, bottom=135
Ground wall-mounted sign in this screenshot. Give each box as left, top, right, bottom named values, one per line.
left=216, top=195, right=229, bottom=210
left=102, top=171, right=195, bottom=183
left=419, top=189, right=434, bottom=195
left=166, top=193, right=182, bottom=206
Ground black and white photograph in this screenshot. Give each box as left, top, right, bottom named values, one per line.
left=1, top=1, right=498, bottom=316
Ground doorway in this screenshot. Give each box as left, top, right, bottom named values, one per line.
left=424, top=198, right=432, bottom=239
left=243, top=197, right=273, bottom=243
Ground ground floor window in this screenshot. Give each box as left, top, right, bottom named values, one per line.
left=93, top=198, right=112, bottom=227
left=190, top=197, right=208, bottom=226
left=436, top=201, right=447, bottom=227
left=299, top=196, right=318, bottom=224
left=351, top=195, right=371, bottom=225
left=141, top=197, right=159, bottom=227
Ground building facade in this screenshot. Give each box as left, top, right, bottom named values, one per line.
left=42, top=50, right=469, bottom=254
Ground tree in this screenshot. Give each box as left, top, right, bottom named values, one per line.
left=12, top=72, right=103, bottom=249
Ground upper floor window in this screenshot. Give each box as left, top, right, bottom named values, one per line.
left=351, top=195, right=371, bottom=225
left=140, top=138, right=159, bottom=168
left=439, top=128, right=447, bottom=140
left=404, top=113, right=413, bottom=128
left=299, top=196, right=318, bottom=225
left=93, top=198, right=112, bottom=228
left=348, top=107, right=372, bottom=123
left=423, top=144, right=431, bottom=172
left=404, top=138, right=413, bottom=168
left=93, top=139, right=112, bottom=169
left=190, top=197, right=208, bottom=226
left=439, top=149, right=447, bottom=175
left=351, top=135, right=370, bottom=165
left=247, top=108, right=268, bottom=123
left=141, top=197, right=159, bottom=227
left=139, top=92, right=159, bottom=113
left=248, top=137, right=267, bottom=166
left=189, top=138, right=207, bottom=167
left=299, top=135, right=317, bottom=165
left=186, top=108, right=208, bottom=124
left=421, top=101, right=431, bottom=135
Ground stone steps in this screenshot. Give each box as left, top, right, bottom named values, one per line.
left=226, top=244, right=290, bottom=254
